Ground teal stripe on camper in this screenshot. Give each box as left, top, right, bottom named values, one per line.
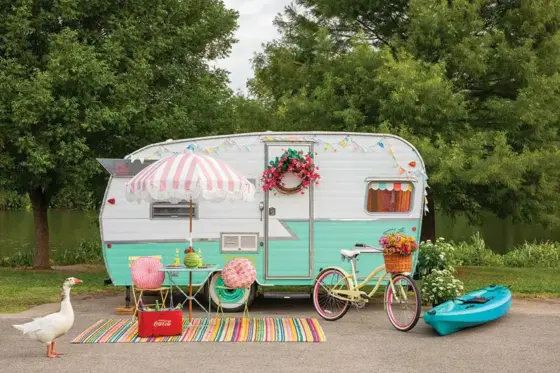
left=103, top=241, right=254, bottom=287
left=267, top=221, right=310, bottom=277
left=102, top=219, right=420, bottom=287
left=311, top=220, right=419, bottom=284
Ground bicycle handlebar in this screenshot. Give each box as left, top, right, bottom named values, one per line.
left=354, top=243, right=379, bottom=249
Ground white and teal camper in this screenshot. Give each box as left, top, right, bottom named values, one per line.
left=98, top=132, right=428, bottom=311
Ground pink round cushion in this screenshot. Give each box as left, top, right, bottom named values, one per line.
left=131, top=257, right=165, bottom=289
left=221, top=258, right=257, bottom=289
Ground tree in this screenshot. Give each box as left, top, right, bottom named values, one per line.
left=0, top=0, right=239, bottom=268
left=248, top=0, right=560, bottom=241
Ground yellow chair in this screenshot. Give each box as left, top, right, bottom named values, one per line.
left=214, top=258, right=256, bottom=319
left=130, top=256, right=170, bottom=319
left=131, top=285, right=170, bottom=319
left=214, top=284, right=251, bottom=319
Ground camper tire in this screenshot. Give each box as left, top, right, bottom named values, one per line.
left=206, top=271, right=257, bottom=313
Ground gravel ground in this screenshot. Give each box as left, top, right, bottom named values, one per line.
left=1, top=294, right=559, bottom=373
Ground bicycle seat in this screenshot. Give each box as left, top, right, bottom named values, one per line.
left=340, top=249, right=361, bottom=259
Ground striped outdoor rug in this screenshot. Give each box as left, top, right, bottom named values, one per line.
left=71, top=317, right=326, bottom=343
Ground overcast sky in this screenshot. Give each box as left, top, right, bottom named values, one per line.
left=213, top=0, right=292, bottom=93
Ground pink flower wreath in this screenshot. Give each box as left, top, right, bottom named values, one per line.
left=260, top=148, right=320, bottom=195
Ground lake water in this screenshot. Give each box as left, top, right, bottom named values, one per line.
left=1, top=210, right=559, bottom=257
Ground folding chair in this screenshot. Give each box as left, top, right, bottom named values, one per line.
left=130, top=256, right=170, bottom=319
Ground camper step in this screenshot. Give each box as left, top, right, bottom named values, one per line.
left=261, top=292, right=311, bottom=300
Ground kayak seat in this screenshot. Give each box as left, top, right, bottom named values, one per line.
left=457, top=296, right=492, bottom=304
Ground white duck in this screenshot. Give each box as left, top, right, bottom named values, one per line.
left=13, top=277, right=82, bottom=358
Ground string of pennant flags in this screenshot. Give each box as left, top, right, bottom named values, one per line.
left=132, top=134, right=430, bottom=213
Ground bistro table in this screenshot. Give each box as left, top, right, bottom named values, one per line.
left=159, top=265, right=218, bottom=326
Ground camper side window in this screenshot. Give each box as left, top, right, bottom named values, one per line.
left=151, top=201, right=197, bottom=219
left=366, top=182, right=413, bottom=213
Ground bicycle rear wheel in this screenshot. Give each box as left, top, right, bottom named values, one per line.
left=384, top=274, right=421, bottom=332
left=312, top=268, right=351, bottom=321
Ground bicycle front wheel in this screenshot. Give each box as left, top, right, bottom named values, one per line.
left=312, top=268, right=351, bottom=321
left=385, top=274, right=421, bottom=332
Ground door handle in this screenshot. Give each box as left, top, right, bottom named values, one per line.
left=259, top=201, right=264, bottom=222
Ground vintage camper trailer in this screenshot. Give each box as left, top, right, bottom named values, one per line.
left=98, top=132, right=428, bottom=311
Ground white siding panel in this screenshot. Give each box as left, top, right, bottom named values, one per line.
left=102, top=178, right=149, bottom=219
left=102, top=218, right=291, bottom=241
left=101, top=132, right=426, bottom=241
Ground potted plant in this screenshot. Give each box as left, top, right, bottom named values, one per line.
left=379, top=232, right=419, bottom=273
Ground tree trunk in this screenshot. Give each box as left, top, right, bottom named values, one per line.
left=421, top=196, right=436, bottom=243
left=30, top=188, right=51, bottom=269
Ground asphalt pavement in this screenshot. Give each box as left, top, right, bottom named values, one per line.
left=1, top=294, right=559, bottom=373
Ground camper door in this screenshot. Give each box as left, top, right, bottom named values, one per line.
left=264, top=142, right=314, bottom=279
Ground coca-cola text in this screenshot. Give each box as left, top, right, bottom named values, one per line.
left=153, top=319, right=172, bottom=327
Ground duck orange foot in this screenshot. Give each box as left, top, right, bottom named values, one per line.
left=46, top=342, right=63, bottom=358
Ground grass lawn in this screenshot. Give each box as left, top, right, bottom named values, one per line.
left=456, top=266, right=560, bottom=297
left=0, top=265, right=119, bottom=313
left=0, top=265, right=558, bottom=314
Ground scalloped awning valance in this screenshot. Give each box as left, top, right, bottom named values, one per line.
left=368, top=182, right=412, bottom=192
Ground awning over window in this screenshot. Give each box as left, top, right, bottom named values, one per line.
left=368, top=182, right=412, bottom=192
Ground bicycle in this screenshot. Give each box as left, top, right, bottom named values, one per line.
left=312, top=243, right=421, bottom=332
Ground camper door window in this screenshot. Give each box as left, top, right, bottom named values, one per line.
left=366, top=182, right=413, bottom=213
left=151, top=201, right=197, bottom=219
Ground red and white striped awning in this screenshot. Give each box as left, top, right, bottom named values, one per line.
left=125, top=151, right=256, bottom=204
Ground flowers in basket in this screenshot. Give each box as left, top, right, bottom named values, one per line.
left=379, top=232, right=419, bottom=256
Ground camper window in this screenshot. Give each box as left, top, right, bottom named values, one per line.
left=366, top=182, right=413, bottom=213
left=151, top=201, right=197, bottom=219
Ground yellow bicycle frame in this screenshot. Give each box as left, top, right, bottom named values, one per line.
left=315, top=254, right=410, bottom=306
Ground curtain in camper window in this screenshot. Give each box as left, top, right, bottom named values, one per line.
left=367, top=182, right=412, bottom=213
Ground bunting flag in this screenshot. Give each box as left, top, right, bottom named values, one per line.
left=128, top=134, right=429, bottom=184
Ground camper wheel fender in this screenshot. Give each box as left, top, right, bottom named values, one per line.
left=313, top=266, right=351, bottom=285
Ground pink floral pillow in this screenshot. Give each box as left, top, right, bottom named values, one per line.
left=221, top=258, right=256, bottom=289
left=131, top=257, right=165, bottom=289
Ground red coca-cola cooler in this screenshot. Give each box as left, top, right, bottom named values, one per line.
left=137, top=309, right=183, bottom=338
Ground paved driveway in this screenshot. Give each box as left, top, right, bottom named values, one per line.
left=1, top=295, right=559, bottom=373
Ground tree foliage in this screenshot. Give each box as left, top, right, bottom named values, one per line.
left=249, top=0, right=560, bottom=235
left=0, top=0, right=239, bottom=267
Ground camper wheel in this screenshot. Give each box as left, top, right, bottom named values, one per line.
left=206, top=271, right=257, bottom=313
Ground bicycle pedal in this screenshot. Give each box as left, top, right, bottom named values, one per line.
left=359, top=293, right=371, bottom=300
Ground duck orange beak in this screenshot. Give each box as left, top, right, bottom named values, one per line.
left=74, top=278, right=83, bottom=284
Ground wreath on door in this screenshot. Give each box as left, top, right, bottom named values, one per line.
left=261, top=148, right=321, bottom=195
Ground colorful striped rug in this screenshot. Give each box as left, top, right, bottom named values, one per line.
left=71, top=317, right=326, bottom=343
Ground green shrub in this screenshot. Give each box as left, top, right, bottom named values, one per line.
left=0, top=238, right=103, bottom=267
left=418, top=237, right=461, bottom=277
left=454, top=232, right=503, bottom=267
left=502, top=241, right=560, bottom=268
left=0, top=190, right=29, bottom=210
left=421, top=269, right=464, bottom=306
left=53, top=238, right=103, bottom=265
left=0, top=251, right=34, bottom=267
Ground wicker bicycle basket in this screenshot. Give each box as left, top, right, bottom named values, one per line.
left=383, top=253, right=413, bottom=273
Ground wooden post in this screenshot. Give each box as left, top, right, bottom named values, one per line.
left=189, top=198, right=193, bottom=322
left=189, top=272, right=193, bottom=321
left=189, top=199, right=193, bottom=241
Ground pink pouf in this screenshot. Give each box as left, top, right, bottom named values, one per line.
left=131, top=257, right=165, bottom=289
left=221, top=258, right=257, bottom=289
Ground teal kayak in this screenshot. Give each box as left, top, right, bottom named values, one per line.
left=423, top=285, right=512, bottom=336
